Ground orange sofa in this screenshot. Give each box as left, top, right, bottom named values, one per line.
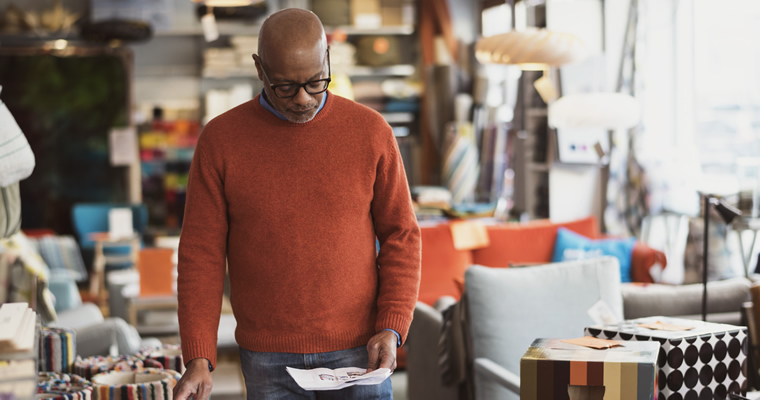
left=416, top=216, right=663, bottom=306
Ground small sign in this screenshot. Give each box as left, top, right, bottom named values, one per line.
left=108, top=208, right=133, bottom=240
left=109, top=127, right=138, bottom=166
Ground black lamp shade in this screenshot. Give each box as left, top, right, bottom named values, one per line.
left=710, top=197, right=742, bottom=224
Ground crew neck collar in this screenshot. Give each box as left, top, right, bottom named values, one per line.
left=259, top=90, right=329, bottom=124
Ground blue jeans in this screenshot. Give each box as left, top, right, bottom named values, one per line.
left=238, top=346, right=393, bottom=400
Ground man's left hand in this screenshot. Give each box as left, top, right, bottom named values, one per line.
left=366, top=330, right=397, bottom=373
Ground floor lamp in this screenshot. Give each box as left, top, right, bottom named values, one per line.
left=702, top=195, right=742, bottom=321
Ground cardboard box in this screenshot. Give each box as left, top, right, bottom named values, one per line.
left=381, top=6, right=403, bottom=26
left=351, top=0, right=381, bottom=28
left=520, top=338, right=659, bottom=400
left=586, top=316, right=748, bottom=399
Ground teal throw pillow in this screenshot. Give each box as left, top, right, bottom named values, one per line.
left=551, top=227, right=636, bottom=282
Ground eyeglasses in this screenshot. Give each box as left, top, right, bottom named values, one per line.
left=254, top=49, right=331, bottom=99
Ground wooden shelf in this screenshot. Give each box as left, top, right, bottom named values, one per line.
left=346, top=65, right=415, bottom=77
left=157, top=23, right=414, bottom=37
left=382, top=112, right=415, bottom=124
left=202, top=64, right=416, bottom=79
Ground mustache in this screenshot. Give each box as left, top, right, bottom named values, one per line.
left=289, top=105, right=317, bottom=112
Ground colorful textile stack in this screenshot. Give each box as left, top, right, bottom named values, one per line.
left=138, top=345, right=184, bottom=374
left=90, top=368, right=181, bottom=400
left=37, top=372, right=93, bottom=400
left=73, top=356, right=163, bottom=380
left=39, top=327, right=76, bottom=373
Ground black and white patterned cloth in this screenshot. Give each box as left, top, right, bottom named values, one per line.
left=586, top=316, right=747, bottom=400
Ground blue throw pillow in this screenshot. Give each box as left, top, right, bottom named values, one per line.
left=551, top=227, right=636, bottom=282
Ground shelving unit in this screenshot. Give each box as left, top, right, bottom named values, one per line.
left=345, top=64, right=415, bottom=77
left=132, top=2, right=422, bottom=194
left=0, top=317, right=40, bottom=400
left=156, top=23, right=415, bottom=37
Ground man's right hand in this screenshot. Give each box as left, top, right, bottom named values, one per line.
left=173, top=358, right=213, bottom=400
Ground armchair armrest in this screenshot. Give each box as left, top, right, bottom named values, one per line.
left=53, top=303, right=105, bottom=330
left=74, top=321, right=118, bottom=358
left=474, top=358, right=520, bottom=394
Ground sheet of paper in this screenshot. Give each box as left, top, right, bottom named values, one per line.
left=637, top=321, right=695, bottom=332
left=561, top=336, right=623, bottom=350
left=286, top=367, right=391, bottom=391
left=449, top=220, right=490, bottom=250
left=587, top=299, right=619, bottom=325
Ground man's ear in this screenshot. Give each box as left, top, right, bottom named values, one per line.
left=252, top=54, right=265, bottom=82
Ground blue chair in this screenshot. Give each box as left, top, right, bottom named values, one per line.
left=71, top=203, right=148, bottom=271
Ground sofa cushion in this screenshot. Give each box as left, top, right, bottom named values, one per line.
left=418, top=223, right=473, bottom=305
left=552, top=227, right=636, bottom=282
left=630, top=243, right=667, bottom=283
left=621, top=277, right=751, bottom=319
left=471, top=216, right=599, bottom=268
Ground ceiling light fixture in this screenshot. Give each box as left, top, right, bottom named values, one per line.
left=475, top=28, right=586, bottom=70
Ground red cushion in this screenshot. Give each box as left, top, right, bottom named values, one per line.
left=471, top=216, right=600, bottom=268
left=418, top=223, right=473, bottom=305
left=22, top=229, right=56, bottom=238
left=630, top=242, right=668, bottom=283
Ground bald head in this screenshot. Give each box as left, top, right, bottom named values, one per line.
left=253, top=9, right=330, bottom=123
left=258, top=9, right=327, bottom=66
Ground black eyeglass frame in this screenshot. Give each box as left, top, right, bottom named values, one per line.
left=254, top=49, right=332, bottom=99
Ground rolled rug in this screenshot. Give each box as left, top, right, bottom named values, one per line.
left=37, top=372, right=93, bottom=400
left=90, top=368, right=182, bottom=400
left=73, top=356, right=163, bottom=380
left=39, top=327, right=76, bottom=373
left=138, top=345, right=184, bottom=374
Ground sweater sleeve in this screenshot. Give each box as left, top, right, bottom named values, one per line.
left=177, top=131, right=228, bottom=370
left=370, top=127, right=421, bottom=345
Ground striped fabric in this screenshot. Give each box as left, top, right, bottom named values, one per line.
left=39, top=327, right=76, bottom=373
left=30, top=236, right=88, bottom=282
left=139, top=345, right=184, bottom=374
left=520, top=338, right=658, bottom=400
left=37, top=372, right=93, bottom=400
left=442, top=123, right=480, bottom=205
left=73, top=356, right=163, bottom=381
left=90, top=369, right=181, bottom=400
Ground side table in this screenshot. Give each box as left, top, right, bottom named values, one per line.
left=127, top=294, right=178, bottom=336
left=88, top=232, right=140, bottom=312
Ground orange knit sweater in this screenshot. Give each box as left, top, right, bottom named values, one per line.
left=177, top=93, right=421, bottom=369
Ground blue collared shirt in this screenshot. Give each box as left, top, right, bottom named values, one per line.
left=259, top=89, right=328, bottom=121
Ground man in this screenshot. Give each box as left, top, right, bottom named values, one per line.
left=173, top=8, right=421, bottom=400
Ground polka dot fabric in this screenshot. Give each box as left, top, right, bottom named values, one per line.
left=585, top=316, right=747, bottom=400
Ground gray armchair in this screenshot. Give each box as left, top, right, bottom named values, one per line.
left=466, top=257, right=624, bottom=400
left=406, top=257, right=625, bottom=400
left=407, top=298, right=459, bottom=400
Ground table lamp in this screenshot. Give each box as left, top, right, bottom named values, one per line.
left=702, top=195, right=742, bottom=321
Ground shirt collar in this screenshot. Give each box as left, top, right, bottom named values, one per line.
left=259, top=89, right=328, bottom=122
